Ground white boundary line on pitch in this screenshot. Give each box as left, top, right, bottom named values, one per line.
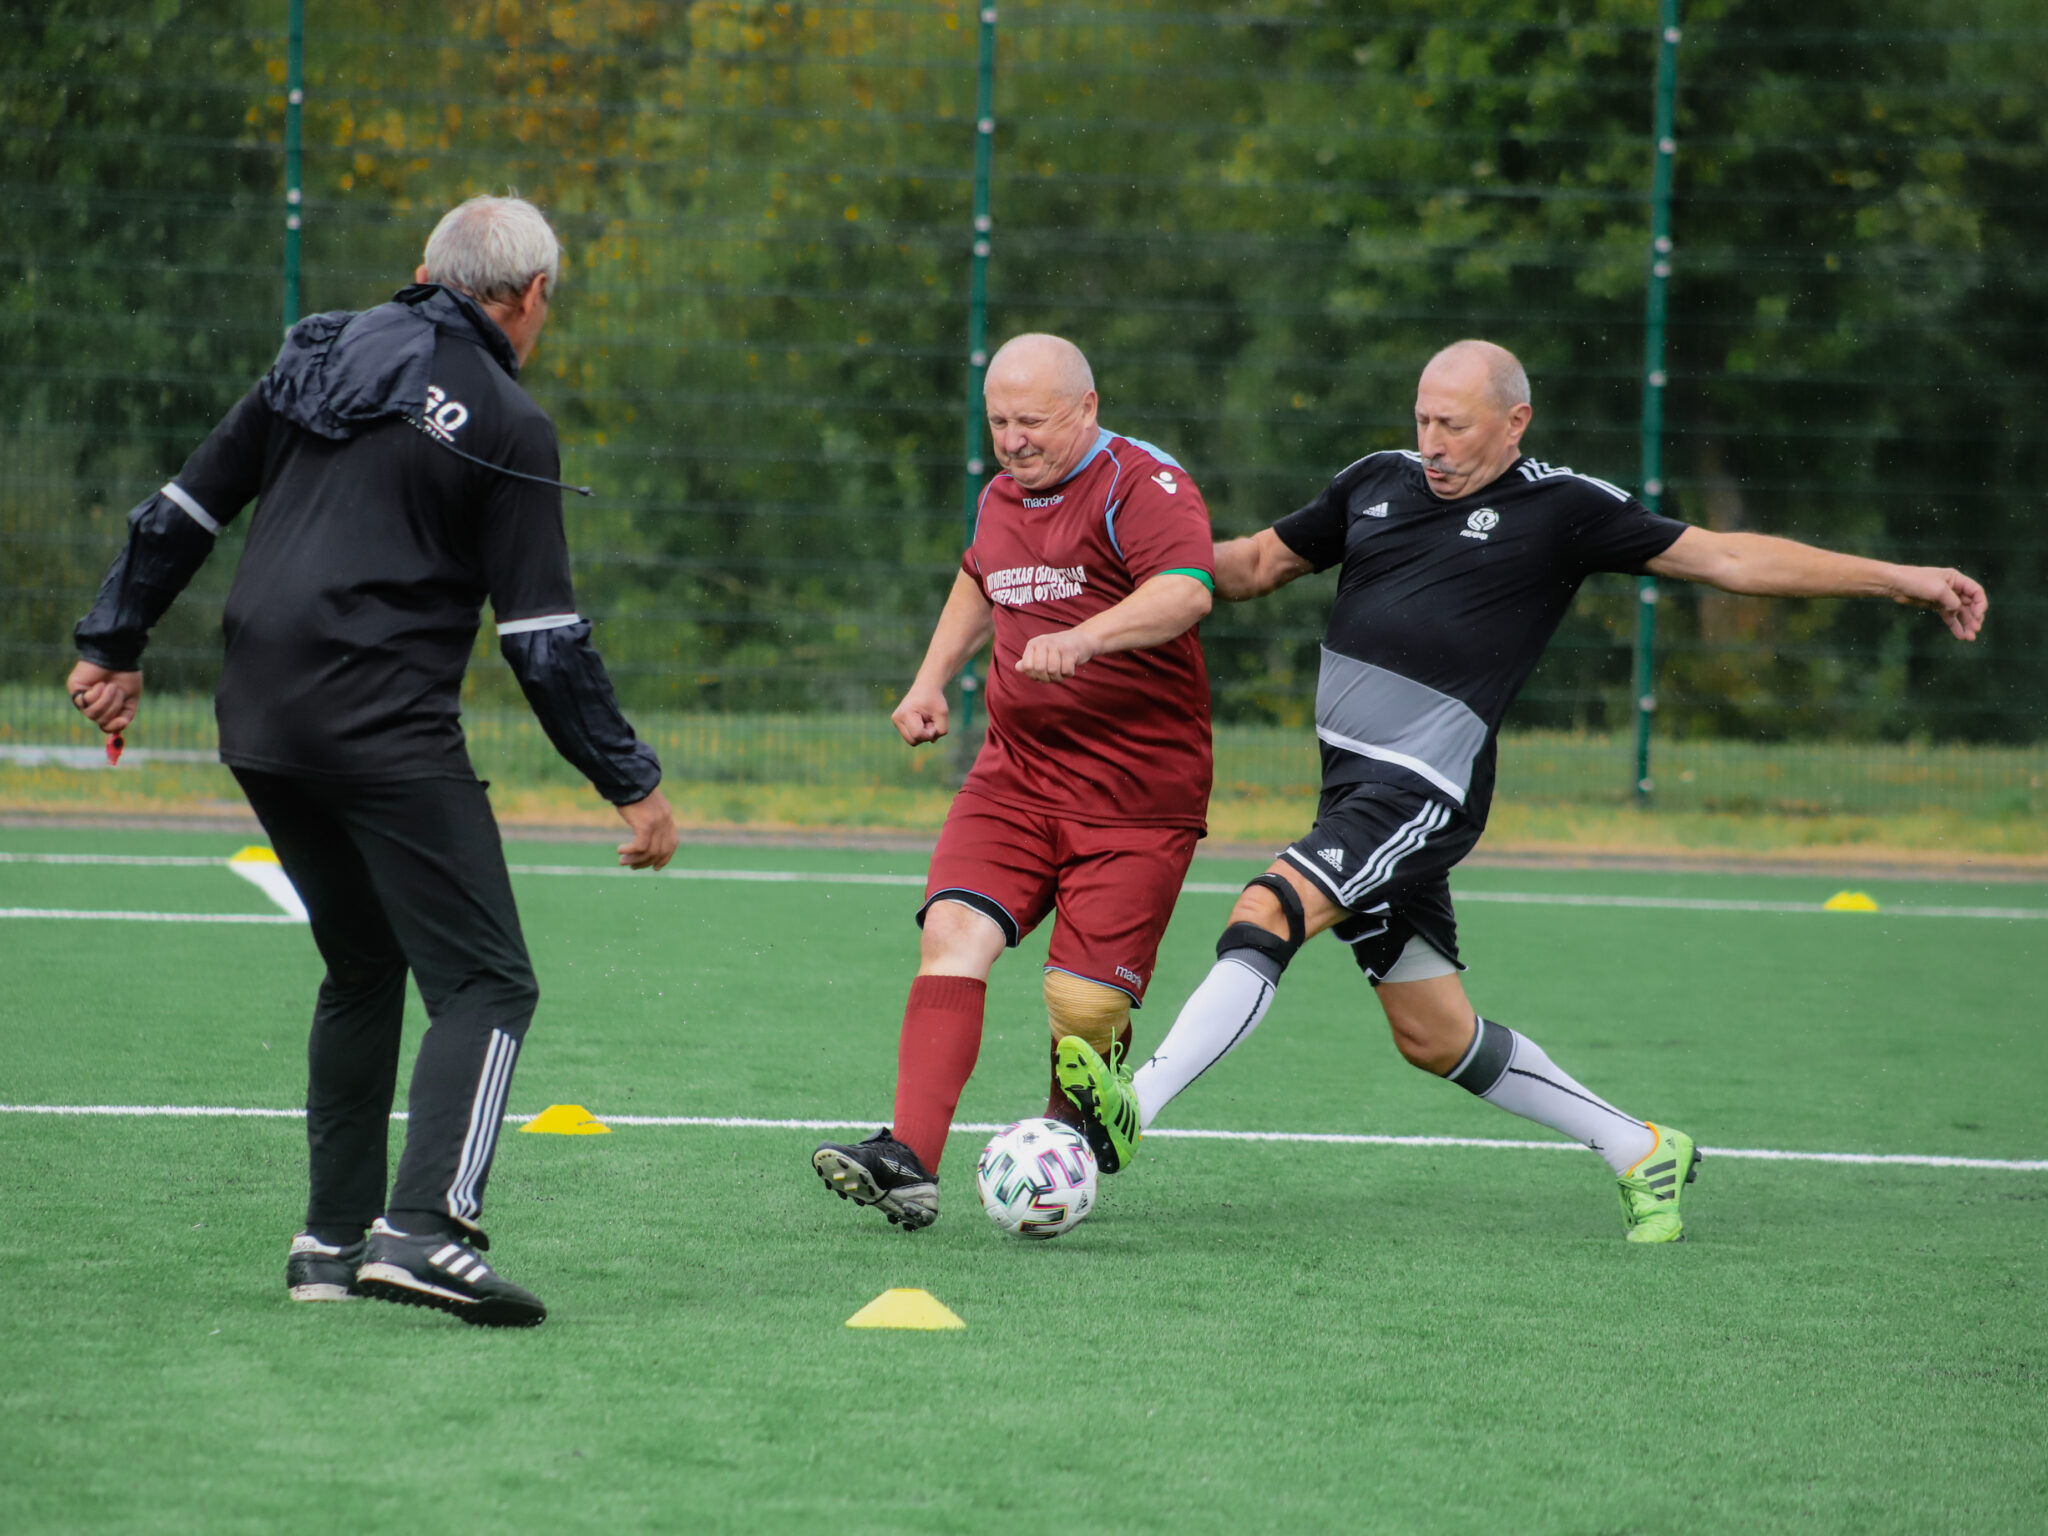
left=1, top=1103, right=2041, bottom=1172
left=4, top=851, right=2045, bottom=921
left=0, top=908, right=303, bottom=924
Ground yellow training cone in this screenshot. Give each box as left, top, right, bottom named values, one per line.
left=845, top=1288, right=965, bottom=1331
left=226, top=846, right=308, bottom=920
left=520, top=1104, right=612, bottom=1135
left=1823, top=891, right=1880, bottom=912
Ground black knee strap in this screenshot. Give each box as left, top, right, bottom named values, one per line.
left=1243, top=873, right=1306, bottom=947
left=1215, top=874, right=1308, bottom=982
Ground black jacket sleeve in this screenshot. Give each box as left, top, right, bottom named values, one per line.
left=500, top=623, right=663, bottom=805
left=73, top=388, right=272, bottom=670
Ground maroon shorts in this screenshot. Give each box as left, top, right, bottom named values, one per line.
left=920, top=791, right=1200, bottom=1005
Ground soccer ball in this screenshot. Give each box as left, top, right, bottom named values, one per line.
left=975, top=1118, right=1098, bottom=1239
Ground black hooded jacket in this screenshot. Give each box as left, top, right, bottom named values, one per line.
left=73, top=284, right=661, bottom=804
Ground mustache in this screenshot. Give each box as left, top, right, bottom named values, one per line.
left=1419, top=456, right=1457, bottom=474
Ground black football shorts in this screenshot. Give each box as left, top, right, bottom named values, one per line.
left=1280, top=777, right=1480, bottom=982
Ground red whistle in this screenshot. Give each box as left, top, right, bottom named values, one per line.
left=107, top=733, right=125, bottom=767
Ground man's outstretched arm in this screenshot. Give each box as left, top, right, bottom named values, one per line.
left=893, top=570, right=997, bottom=744
left=1212, top=529, right=1315, bottom=601
left=1647, top=527, right=1986, bottom=641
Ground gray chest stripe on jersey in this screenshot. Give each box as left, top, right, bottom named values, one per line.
left=1313, top=647, right=1486, bottom=804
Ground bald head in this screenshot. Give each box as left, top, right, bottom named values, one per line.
left=1424, top=339, right=1530, bottom=412
left=1413, top=339, right=1534, bottom=500
left=983, top=332, right=1101, bottom=491
left=986, top=333, right=1096, bottom=401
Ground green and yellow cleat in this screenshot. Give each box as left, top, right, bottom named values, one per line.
left=1617, top=1123, right=1701, bottom=1243
left=1053, top=1035, right=1141, bottom=1174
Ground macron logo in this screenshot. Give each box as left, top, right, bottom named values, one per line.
left=1152, top=470, right=1178, bottom=494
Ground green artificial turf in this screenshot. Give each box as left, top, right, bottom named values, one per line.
left=1, top=829, right=2044, bottom=1534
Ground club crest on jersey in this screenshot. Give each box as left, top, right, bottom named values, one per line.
left=1317, top=846, right=1346, bottom=870
left=1358, top=501, right=1390, bottom=519
left=1461, top=508, right=1500, bottom=540
left=1152, top=470, right=1178, bottom=494
left=986, top=564, right=1088, bottom=607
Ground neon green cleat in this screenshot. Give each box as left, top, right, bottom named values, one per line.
left=1618, top=1123, right=1701, bottom=1243
left=1054, top=1035, right=1141, bottom=1174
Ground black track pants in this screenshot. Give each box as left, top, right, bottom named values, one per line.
left=232, top=770, right=539, bottom=1236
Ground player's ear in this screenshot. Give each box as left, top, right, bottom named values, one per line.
left=1507, top=401, right=1533, bottom=439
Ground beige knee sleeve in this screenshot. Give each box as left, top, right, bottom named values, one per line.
left=1043, top=969, right=1130, bottom=1056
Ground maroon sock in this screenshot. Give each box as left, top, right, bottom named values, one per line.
left=891, top=974, right=986, bottom=1173
left=1043, top=1041, right=1081, bottom=1127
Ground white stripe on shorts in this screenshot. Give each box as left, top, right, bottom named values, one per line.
left=1339, top=800, right=1449, bottom=905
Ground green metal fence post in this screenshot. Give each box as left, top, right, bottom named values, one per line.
left=282, top=0, right=305, bottom=333
left=956, top=4, right=997, bottom=772
left=1631, top=0, right=1680, bottom=801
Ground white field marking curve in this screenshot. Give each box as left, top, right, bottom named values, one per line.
left=1, top=1103, right=2041, bottom=1172
left=4, top=852, right=2044, bottom=922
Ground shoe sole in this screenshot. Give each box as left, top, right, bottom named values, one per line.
left=354, top=1262, right=546, bottom=1328
left=811, top=1148, right=936, bottom=1230
left=287, top=1282, right=359, bottom=1302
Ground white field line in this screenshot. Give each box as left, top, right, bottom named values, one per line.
left=0, top=908, right=302, bottom=924
left=0, top=852, right=227, bottom=867
left=4, top=851, right=2044, bottom=921
left=1, top=1103, right=2041, bottom=1172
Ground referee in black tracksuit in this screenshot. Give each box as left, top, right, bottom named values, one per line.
left=67, top=196, right=677, bottom=1327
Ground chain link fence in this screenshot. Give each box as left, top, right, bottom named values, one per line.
left=5, top=1, right=2043, bottom=820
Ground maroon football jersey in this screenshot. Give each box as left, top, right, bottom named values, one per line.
left=960, top=429, right=1215, bottom=829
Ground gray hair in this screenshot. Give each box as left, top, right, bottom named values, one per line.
left=421, top=195, right=561, bottom=306
left=1430, top=338, right=1531, bottom=412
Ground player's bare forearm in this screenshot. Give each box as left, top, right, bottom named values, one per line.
left=1648, top=528, right=1987, bottom=641
left=1015, top=573, right=1211, bottom=683
left=916, top=570, right=997, bottom=685
left=1213, top=529, right=1312, bottom=601
left=893, top=571, right=995, bottom=743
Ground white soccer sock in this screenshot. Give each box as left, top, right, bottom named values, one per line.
left=1132, top=956, right=1278, bottom=1130
left=1446, top=1017, right=1656, bottom=1174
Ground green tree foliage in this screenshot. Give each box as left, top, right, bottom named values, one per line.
left=3, top=0, right=2041, bottom=741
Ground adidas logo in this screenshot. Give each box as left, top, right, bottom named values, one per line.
left=1359, top=501, right=1389, bottom=519
left=428, top=1243, right=492, bottom=1283
left=1317, top=846, right=1346, bottom=870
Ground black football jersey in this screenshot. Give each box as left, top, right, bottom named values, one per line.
left=1271, top=450, right=1688, bottom=827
